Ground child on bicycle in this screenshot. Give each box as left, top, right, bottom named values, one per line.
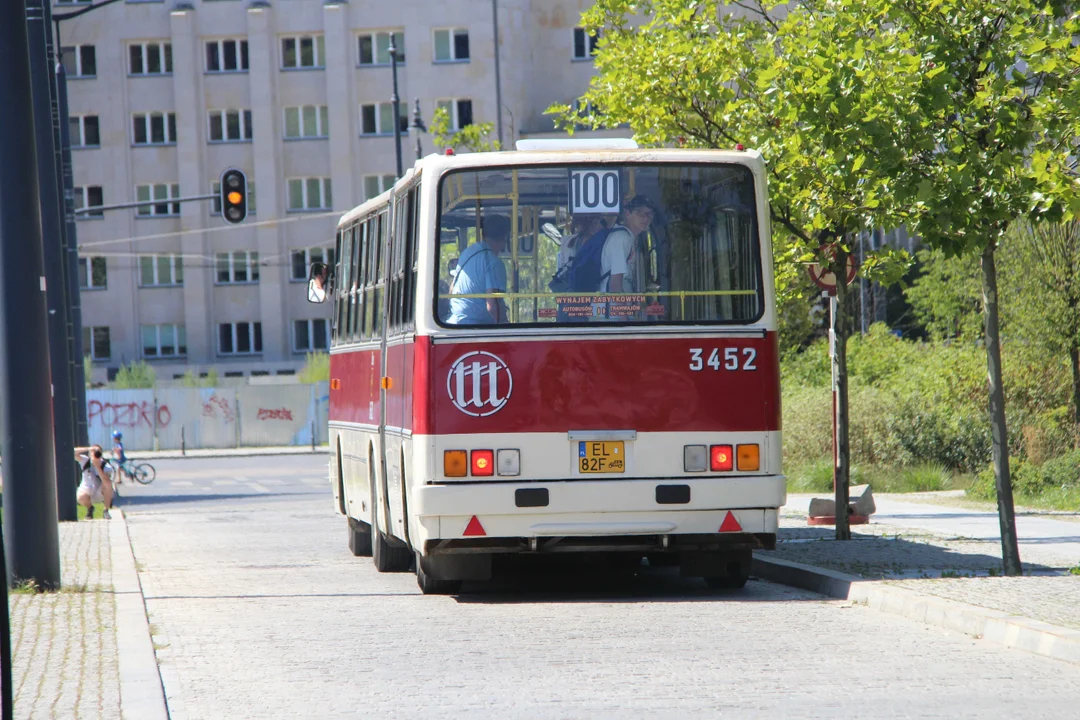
left=112, top=430, right=127, bottom=484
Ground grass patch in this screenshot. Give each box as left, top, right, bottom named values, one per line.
left=76, top=502, right=107, bottom=520
left=786, top=459, right=954, bottom=494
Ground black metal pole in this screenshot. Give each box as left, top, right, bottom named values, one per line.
left=54, top=44, right=88, bottom=445
left=411, top=97, right=425, bottom=161
left=29, top=0, right=78, bottom=522
left=0, top=511, right=11, bottom=720
left=389, top=37, right=403, bottom=178
left=1, top=0, right=62, bottom=589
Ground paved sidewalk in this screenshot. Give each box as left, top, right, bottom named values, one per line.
left=127, top=445, right=328, bottom=460
left=757, top=492, right=1080, bottom=664
left=8, top=520, right=120, bottom=719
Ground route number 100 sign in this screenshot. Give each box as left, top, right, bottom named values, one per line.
left=568, top=169, right=621, bottom=214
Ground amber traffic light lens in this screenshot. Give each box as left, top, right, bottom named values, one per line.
left=227, top=191, right=243, bottom=204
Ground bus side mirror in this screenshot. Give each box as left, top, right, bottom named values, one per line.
left=307, top=262, right=331, bottom=304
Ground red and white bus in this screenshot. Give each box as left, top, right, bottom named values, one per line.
left=308, top=141, right=784, bottom=594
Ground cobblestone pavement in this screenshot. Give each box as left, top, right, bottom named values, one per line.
left=772, top=499, right=1080, bottom=630
left=121, top=457, right=1080, bottom=719
left=8, top=520, right=120, bottom=720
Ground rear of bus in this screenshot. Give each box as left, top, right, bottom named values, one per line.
left=412, top=148, right=783, bottom=592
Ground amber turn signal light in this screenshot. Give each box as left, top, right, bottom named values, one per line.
left=444, top=450, right=467, bottom=477
left=736, top=444, right=760, bottom=472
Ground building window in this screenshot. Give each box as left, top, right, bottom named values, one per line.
left=216, top=250, right=260, bottom=284
left=362, top=174, right=396, bottom=201
left=357, top=30, right=404, bottom=66
left=74, top=186, right=103, bottom=218
left=206, top=39, right=249, bottom=72
left=218, top=322, right=262, bottom=355
left=129, top=42, right=173, bottom=76
left=211, top=180, right=256, bottom=216
left=287, top=177, right=332, bottom=211
left=208, top=109, right=253, bottom=142
left=572, top=27, right=600, bottom=60
left=135, top=183, right=180, bottom=217
left=141, top=324, right=186, bottom=358
left=78, top=256, right=107, bottom=290
left=436, top=99, right=473, bottom=131
left=281, top=35, right=325, bottom=69
left=359, top=102, right=407, bottom=136
left=132, top=112, right=177, bottom=145
left=433, top=28, right=469, bottom=62
left=60, top=45, right=96, bottom=77
left=69, top=115, right=100, bottom=148
left=83, top=326, right=111, bottom=361
left=56, top=0, right=93, bottom=5
left=294, top=319, right=329, bottom=352
left=284, top=105, right=329, bottom=139
left=139, top=253, right=183, bottom=286
left=290, top=247, right=334, bottom=281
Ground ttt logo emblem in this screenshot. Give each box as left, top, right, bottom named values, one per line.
left=447, top=351, right=513, bottom=417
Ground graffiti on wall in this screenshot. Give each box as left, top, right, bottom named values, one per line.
left=88, top=400, right=171, bottom=429
left=202, top=394, right=236, bottom=423
left=256, top=407, right=294, bottom=421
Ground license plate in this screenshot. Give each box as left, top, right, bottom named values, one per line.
left=578, top=441, right=625, bottom=474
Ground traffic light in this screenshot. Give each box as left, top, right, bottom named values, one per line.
left=219, top=168, right=247, bottom=224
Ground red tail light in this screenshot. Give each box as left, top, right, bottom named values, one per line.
left=710, top=445, right=733, bottom=472
left=471, top=449, right=494, bottom=476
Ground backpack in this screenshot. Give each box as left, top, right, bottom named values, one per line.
left=549, top=227, right=614, bottom=293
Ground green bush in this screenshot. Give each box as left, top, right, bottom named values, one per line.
left=297, top=352, right=329, bottom=384
left=113, top=360, right=156, bottom=389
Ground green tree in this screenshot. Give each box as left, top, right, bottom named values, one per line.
left=429, top=106, right=500, bottom=153
left=892, top=0, right=1080, bottom=574
left=113, top=361, right=156, bottom=389
left=553, top=0, right=917, bottom=539
left=906, top=248, right=985, bottom=341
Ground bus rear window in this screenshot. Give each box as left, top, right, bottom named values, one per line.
left=435, top=163, right=763, bottom=327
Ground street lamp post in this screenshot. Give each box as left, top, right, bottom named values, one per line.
left=411, top=98, right=426, bottom=161
left=388, top=36, right=403, bottom=178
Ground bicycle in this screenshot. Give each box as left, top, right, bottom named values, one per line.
left=116, top=459, right=156, bottom=485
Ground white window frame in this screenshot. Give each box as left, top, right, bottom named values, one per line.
left=215, top=250, right=260, bottom=285
left=293, top=319, right=329, bottom=352
left=208, top=109, right=253, bottom=143
left=286, top=177, right=332, bottom=211
left=280, top=34, right=325, bottom=69
left=572, top=27, right=601, bottom=60
left=433, top=28, right=470, bottom=63
left=283, top=105, right=329, bottom=139
left=74, top=186, right=104, bottom=219
left=128, top=41, right=173, bottom=76
left=205, top=38, right=249, bottom=73
left=218, top=322, right=263, bottom=356
left=357, top=30, right=404, bottom=66
left=211, top=180, right=256, bottom=216
left=141, top=323, right=186, bottom=358
left=359, top=102, right=406, bottom=136
left=290, top=247, right=333, bottom=281
left=132, top=112, right=177, bottom=145
left=135, top=183, right=180, bottom=217
left=138, top=253, right=184, bottom=287
left=78, top=256, right=107, bottom=290
left=436, top=98, right=473, bottom=131
left=62, top=45, right=96, bottom=77
left=362, top=174, right=396, bottom=201
left=70, top=115, right=100, bottom=148
left=84, top=326, right=111, bottom=361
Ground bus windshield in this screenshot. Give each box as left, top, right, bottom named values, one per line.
left=435, top=163, right=763, bottom=327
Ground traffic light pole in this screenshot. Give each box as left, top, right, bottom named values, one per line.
left=74, top=193, right=217, bottom=216
left=28, top=0, right=79, bottom=523
left=1, top=0, right=62, bottom=589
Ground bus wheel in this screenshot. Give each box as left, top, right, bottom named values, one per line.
left=703, top=548, right=752, bottom=590
left=415, top=553, right=462, bottom=595
left=347, top=518, right=372, bottom=557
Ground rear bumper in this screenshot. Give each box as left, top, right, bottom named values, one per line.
left=412, top=474, right=785, bottom=551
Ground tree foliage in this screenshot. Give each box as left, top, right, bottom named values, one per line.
left=297, top=352, right=330, bottom=384
left=429, top=107, right=501, bottom=153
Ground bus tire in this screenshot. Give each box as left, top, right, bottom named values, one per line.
left=415, top=553, right=462, bottom=595
left=347, top=518, right=372, bottom=557
left=703, top=548, right=752, bottom=590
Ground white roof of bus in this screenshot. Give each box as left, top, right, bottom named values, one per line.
left=336, top=147, right=764, bottom=228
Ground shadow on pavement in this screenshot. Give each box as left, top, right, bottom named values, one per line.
left=116, top=491, right=313, bottom=507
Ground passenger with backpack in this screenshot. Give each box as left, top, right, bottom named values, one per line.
left=446, top=214, right=511, bottom=325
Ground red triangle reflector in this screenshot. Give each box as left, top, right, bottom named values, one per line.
left=463, top=516, right=486, bottom=537
left=719, top=511, right=742, bottom=533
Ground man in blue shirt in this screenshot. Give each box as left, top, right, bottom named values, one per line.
left=447, top=214, right=510, bottom=325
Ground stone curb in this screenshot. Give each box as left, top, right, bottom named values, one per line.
left=752, top=554, right=1080, bottom=667
left=127, top=446, right=329, bottom=460
left=108, top=509, right=170, bottom=720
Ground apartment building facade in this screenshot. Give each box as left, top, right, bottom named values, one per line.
left=61, top=0, right=603, bottom=380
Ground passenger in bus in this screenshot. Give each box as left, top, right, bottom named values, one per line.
left=602, top=195, right=656, bottom=294
left=446, top=214, right=510, bottom=325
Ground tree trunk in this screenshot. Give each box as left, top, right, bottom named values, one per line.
left=832, top=252, right=851, bottom=541
left=1071, top=345, right=1080, bottom=427
left=980, top=242, right=1022, bottom=576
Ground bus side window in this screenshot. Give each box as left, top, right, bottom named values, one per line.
left=350, top=220, right=363, bottom=343
left=337, top=226, right=353, bottom=343
left=403, top=187, right=418, bottom=330
left=332, top=227, right=342, bottom=346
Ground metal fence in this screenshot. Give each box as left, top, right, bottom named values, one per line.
left=85, top=383, right=330, bottom=451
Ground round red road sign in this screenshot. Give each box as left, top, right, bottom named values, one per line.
left=807, top=254, right=858, bottom=294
